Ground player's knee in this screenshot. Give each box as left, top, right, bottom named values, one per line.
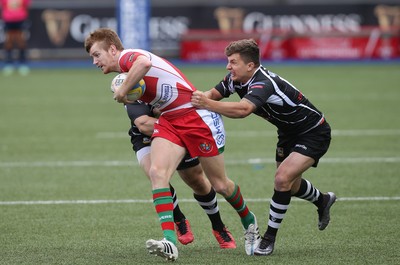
left=213, top=185, right=228, bottom=197
left=212, top=179, right=235, bottom=197
left=274, top=170, right=293, bottom=191
left=148, top=166, right=168, bottom=185
left=190, top=180, right=211, bottom=195
left=179, top=169, right=211, bottom=195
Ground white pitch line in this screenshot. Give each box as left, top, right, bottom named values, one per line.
left=331, top=129, right=400, bottom=136
left=227, top=129, right=400, bottom=138
left=1, top=196, right=400, bottom=206
left=0, top=156, right=399, bottom=168
left=0, top=160, right=135, bottom=168
left=96, top=129, right=400, bottom=139
left=0, top=199, right=152, bottom=205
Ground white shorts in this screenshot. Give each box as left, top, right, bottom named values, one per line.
left=136, top=146, right=151, bottom=165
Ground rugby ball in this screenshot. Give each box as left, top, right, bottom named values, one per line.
left=111, top=73, right=146, bottom=101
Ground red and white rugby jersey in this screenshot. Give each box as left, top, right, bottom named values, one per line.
left=118, top=49, right=196, bottom=112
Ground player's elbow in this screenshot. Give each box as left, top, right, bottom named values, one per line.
left=136, top=56, right=152, bottom=72
left=141, top=60, right=152, bottom=71
left=235, top=108, right=252, bottom=118
left=138, top=126, right=153, bottom=137
left=234, top=102, right=254, bottom=118
left=136, top=122, right=154, bottom=137
left=233, top=99, right=255, bottom=118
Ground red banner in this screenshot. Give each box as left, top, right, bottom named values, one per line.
left=181, top=28, right=400, bottom=61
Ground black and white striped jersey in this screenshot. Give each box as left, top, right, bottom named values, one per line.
left=214, top=66, right=326, bottom=135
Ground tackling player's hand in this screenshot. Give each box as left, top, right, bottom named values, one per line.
left=191, top=91, right=208, bottom=108
left=152, top=107, right=161, bottom=118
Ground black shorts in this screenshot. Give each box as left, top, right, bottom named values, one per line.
left=129, top=127, right=200, bottom=170
left=4, top=21, right=25, bottom=31
left=176, top=153, right=200, bottom=170
left=129, top=127, right=151, bottom=152
left=276, top=122, right=331, bottom=167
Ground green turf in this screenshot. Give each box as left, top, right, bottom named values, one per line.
left=1, top=63, right=400, bottom=264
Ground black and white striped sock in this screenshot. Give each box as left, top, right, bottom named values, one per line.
left=293, top=179, right=324, bottom=207
left=194, top=188, right=225, bottom=231
left=169, top=184, right=185, bottom=222
left=265, top=190, right=291, bottom=238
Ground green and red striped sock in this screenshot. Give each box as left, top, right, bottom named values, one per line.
left=152, top=188, right=176, bottom=244
left=225, top=184, right=254, bottom=229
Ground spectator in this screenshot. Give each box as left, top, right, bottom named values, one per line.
left=1, top=0, right=31, bottom=76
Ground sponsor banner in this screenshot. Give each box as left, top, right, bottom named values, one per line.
left=180, top=31, right=257, bottom=61
left=181, top=39, right=231, bottom=61
left=288, top=33, right=399, bottom=60
left=0, top=8, right=116, bottom=49
left=0, top=3, right=398, bottom=59
left=159, top=3, right=400, bottom=58
left=181, top=29, right=400, bottom=61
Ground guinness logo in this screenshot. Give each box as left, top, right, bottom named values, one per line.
left=374, top=5, right=400, bottom=31
left=41, top=9, right=72, bottom=46
left=214, top=7, right=245, bottom=33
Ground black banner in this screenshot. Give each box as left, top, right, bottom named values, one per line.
left=26, top=8, right=116, bottom=49
left=0, top=3, right=398, bottom=58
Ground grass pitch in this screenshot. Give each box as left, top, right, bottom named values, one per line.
left=1, top=62, right=400, bottom=264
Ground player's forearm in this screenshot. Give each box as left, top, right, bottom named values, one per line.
left=205, top=99, right=251, bottom=119
left=118, top=57, right=151, bottom=98
left=205, top=88, right=223, bottom=101
left=136, top=117, right=157, bottom=136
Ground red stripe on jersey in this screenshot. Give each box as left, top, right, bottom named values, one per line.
left=140, top=76, right=159, bottom=103
left=118, top=49, right=198, bottom=111
left=119, top=51, right=146, bottom=72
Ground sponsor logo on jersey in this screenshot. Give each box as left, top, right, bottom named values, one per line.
left=297, top=92, right=303, bottom=101
left=152, top=83, right=174, bottom=109
left=128, top=53, right=135, bottom=62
